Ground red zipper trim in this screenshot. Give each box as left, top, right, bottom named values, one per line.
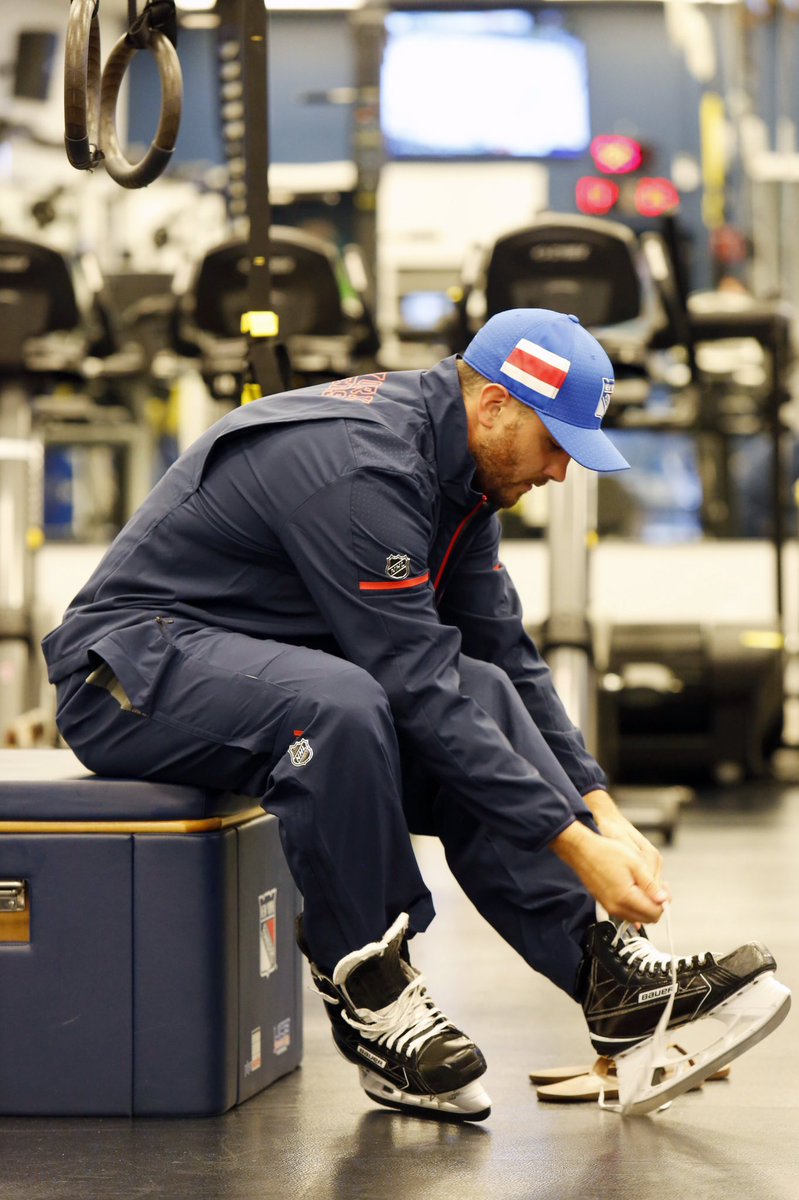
left=433, top=496, right=487, bottom=592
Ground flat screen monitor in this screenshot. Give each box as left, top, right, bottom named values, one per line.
left=381, top=10, right=591, bottom=161
left=13, top=31, right=58, bottom=102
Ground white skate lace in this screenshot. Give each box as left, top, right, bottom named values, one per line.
left=341, top=974, right=453, bottom=1059
left=613, top=920, right=710, bottom=976
left=601, top=905, right=680, bottom=1112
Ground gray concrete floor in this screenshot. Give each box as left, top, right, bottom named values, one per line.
left=2, top=779, right=799, bottom=1200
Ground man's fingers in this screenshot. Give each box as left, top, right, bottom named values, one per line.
left=614, top=878, right=668, bottom=924
left=648, top=851, right=664, bottom=885
left=633, top=837, right=664, bottom=884
left=640, top=874, right=670, bottom=906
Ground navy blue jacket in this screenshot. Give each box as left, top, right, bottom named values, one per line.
left=42, top=358, right=605, bottom=849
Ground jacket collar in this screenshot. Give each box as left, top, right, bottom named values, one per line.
left=420, top=356, right=485, bottom=503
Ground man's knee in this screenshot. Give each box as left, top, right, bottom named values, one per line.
left=458, top=656, right=514, bottom=707
left=308, top=663, right=393, bottom=733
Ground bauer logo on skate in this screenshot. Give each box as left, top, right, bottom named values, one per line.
left=638, top=984, right=675, bottom=1003
left=288, top=737, right=314, bottom=767
left=357, top=1045, right=388, bottom=1069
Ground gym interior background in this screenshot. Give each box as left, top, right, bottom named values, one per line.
left=1, top=1, right=799, bottom=1197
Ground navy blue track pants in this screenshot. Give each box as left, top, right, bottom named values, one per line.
left=55, top=618, right=596, bottom=996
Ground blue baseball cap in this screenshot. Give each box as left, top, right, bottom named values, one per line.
left=463, top=308, right=630, bottom=473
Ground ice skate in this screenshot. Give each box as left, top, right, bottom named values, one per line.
left=301, top=914, right=491, bottom=1122
left=579, top=920, right=791, bottom=1115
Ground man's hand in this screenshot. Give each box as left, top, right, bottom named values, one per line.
left=551, top=816, right=670, bottom=925
left=582, top=789, right=665, bottom=889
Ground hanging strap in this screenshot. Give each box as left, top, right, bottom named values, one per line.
left=217, top=0, right=287, bottom=399
left=126, top=0, right=178, bottom=50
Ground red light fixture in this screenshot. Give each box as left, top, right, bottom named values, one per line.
left=634, top=177, right=680, bottom=217
left=576, top=176, right=620, bottom=216
left=590, top=135, right=643, bottom=175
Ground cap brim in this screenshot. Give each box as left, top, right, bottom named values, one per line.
left=538, top=411, right=630, bottom=473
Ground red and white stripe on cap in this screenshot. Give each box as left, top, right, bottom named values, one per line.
left=500, top=338, right=570, bottom=400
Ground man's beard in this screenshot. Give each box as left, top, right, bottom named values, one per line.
left=472, top=426, right=537, bottom=509
left=474, top=473, right=525, bottom=509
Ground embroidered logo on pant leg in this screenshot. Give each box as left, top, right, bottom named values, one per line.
left=288, top=737, right=314, bottom=767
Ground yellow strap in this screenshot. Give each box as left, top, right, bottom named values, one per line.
left=700, top=92, right=726, bottom=229
left=241, top=310, right=279, bottom=337
left=740, top=630, right=784, bottom=650
left=241, top=382, right=263, bottom=405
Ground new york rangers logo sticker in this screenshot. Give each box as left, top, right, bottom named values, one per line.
left=385, top=553, right=411, bottom=580
left=259, top=889, right=277, bottom=978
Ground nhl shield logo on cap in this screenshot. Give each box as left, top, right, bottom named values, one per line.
left=386, top=553, right=411, bottom=580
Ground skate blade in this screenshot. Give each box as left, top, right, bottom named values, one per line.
left=359, top=1068, right=492, bottom=1122
left=609, top=972, right=791, bottom=1117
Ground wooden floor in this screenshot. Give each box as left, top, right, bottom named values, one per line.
left=2, top=775, right=798, bottom=1200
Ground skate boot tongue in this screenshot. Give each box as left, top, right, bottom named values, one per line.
left=333, top=914, right=414, bottom=1012
left=345, top=938, right=411, bottom=1011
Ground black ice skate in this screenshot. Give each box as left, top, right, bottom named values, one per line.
left=578, top=920, right=791, bottom=1114
left=302, top=914, right=491, bottom=1121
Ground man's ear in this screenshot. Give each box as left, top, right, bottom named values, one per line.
left=476, top=383, right=510, bottom=429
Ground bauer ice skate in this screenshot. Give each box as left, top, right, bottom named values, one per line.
left=579, top=919, right=791, bottom=1115
left=301, top=913, right=491, bottom=1121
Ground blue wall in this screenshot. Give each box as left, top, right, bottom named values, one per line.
left=128, top=4, right=719, bottom=286
left=128, top=15, right=355, bottom=167
left=547, top=4, right=707, bottom=283
left=269, top=14, right=355, bottom=163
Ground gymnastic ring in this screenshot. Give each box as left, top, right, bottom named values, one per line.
left=64, top=0, right=103, bottom=170
left=99, top=28, right=183, bottom=189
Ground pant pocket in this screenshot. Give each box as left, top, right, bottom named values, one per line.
left=87, top=619, right=294, bottom=754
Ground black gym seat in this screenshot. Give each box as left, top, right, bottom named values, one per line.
left=0, top=236, right=82, bottom=369
left=175, top=226, right=378, bottom=394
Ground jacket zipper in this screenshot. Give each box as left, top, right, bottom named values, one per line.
left=433, top=496, right=487, bottom=593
